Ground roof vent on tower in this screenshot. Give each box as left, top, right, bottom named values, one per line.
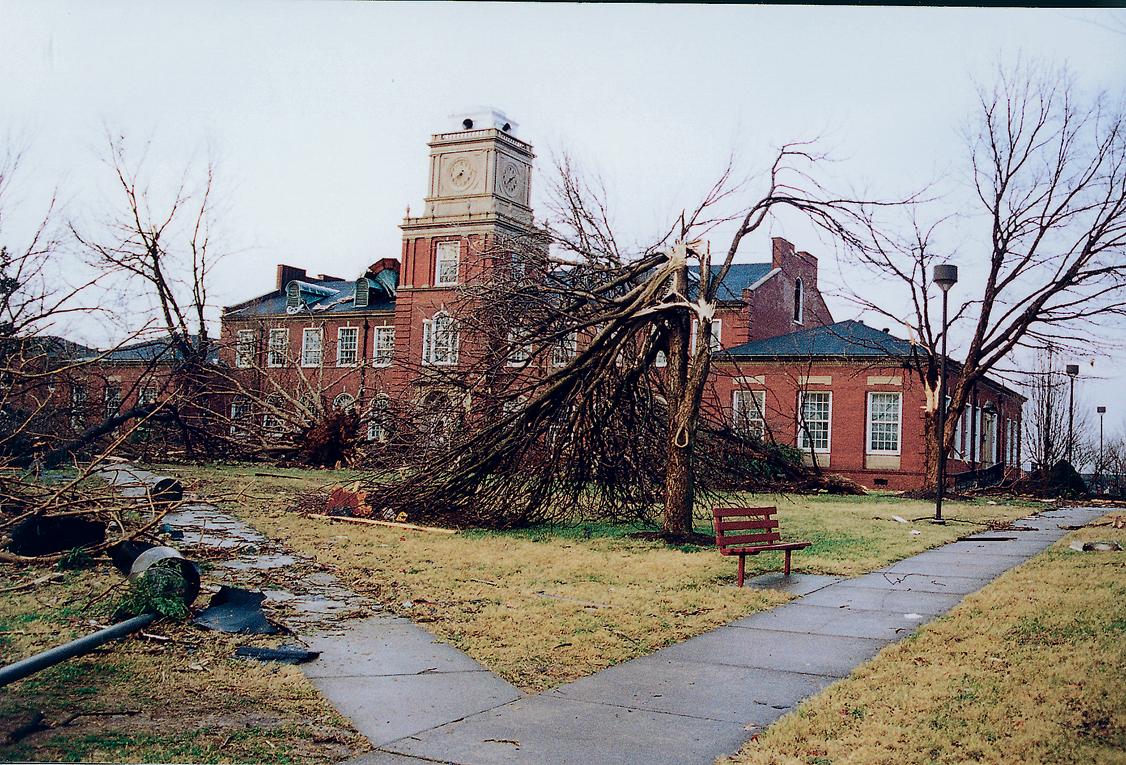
left=451, top=108, right=517, bottom=135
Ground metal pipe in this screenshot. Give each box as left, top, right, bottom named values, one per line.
left=0, top=613, right=157, bottom=688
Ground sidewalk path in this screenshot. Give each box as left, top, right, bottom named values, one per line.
left=345, top=505, right=1106, bottom=765
left=98, top=465, right=521, bottom=747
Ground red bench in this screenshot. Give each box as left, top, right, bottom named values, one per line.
left=713, top=506, right=811, bottom=586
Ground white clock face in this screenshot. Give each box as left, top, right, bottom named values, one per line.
left=447, top=157, right=478, bottom=191
left=500, top=161, right=523, bottom=199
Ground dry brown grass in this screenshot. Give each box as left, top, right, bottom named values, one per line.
left=0, top=562, right=369, bottom=764
left=722, top=517, right=1126, bottom=765
left=165, top=463, right=1037, bottom=693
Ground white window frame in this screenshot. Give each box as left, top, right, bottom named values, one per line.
left=733, top=389, right=766, bottom=439
left=235, top=329, right=256, bottom=368
left=422, top=311, right=458, bottom=366
left=797, top=391, right=832, bottom=453
left=366, top=395, right=391, bottom=442
left=301, top=327, right=323, bottom=368
left=263, top=394, right=285, bottom=437
left=229, top=396, right=252, bottom=436
left=655, top=351, right=667, bottom=368
left=435, top=241, right=460, bottom=286
left=709, top=319, right=722, bottom=352
left=104, top=385, right=122, bottom=419
left=332, top=392, right=356, bottom=412
left=552, top=331, right=577, bottom=367
left=793, top=278, right=805, bottom=324
left=506, top=330, right=532, bottom=367
left=336, top=326, right=359, bottom=367
left=267, top=328, right=288, bottom=368
left=372, top=326, right=395, bottom=367
left=866, top=391, right=902, bottom=455
left=138, top=385, right=158, bottom=406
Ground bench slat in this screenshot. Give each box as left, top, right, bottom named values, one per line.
left=716, top=518, right=779, bottom=532
left=719, top=531, right=782, bottom=547
left=724, top=541, right=811, bottom=554
left=713, top=507, right=776, bottom=518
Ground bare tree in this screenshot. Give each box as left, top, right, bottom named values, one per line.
left=844, top=61, right=1126, bottom=485
left=367, top=149, right=883, bottom=538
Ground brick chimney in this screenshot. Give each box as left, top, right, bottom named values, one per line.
left=276, top=264, right=307, bottom=291
left=771, top=237, right=796, bottom=269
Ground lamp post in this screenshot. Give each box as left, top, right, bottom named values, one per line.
left=1097, top=405, right=1106, bottom=488
left=1066, top=364, right=1079, bottom=464
left=933, top=264, right=958, bottom=524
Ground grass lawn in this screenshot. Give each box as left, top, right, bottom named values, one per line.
left=0, top=560, right=369, bottom=763
left=162, top=462, right=1042, bottom=692
left=722, top=516, right=1126, bottom=765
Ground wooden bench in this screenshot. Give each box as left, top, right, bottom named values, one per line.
left=713, top=506, right=811, bottom=586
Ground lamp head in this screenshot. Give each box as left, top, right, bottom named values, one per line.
left=1066, top=364, right=1080, bottom=377
left=933, top=264, right=958, bottom=292
left=1097, top=406, right=1107, bottom=414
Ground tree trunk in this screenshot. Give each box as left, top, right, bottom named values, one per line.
left=662, top=426, right=695, bottom=537
left=661, top=256, right=695, bottom=539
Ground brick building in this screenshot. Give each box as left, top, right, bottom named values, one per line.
left=213, top=109, right=1022, bottom=490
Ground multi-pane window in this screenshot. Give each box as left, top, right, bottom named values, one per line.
left=798, top=391, right=831, bottom=452
left=138, top=386, right=158, bottom=406
left=435, top=241, right=460, bottom=286
left=709, top=319, right=722, bottom=352
left=337, top=326, right=359, bottom=367
left=333, top=392, right=356, bottom=412
left=867, top=392, right=902, bottom=453
left=268, top=328, right=288, bottom=368
left=372, top=326, right=395, bottom=367
left=733, top=389, right=766, bottom=439
left=104, top=384, right=122, bottom=419
left=70, top=385, right=87, bottom=429
left=552, top=331, right=577, bottom=367
left=422, top=312, right=458, bottom=365
left=367, top=396, right=391, bottom=442
left=301, top=328, right=323, bottom=367
left=263, top=394, right=285, bottom=436
left=236, top=329, right=256, bottom=368
left=507, top=331, right=531, bottom=366
left=230, top=396, right=252, bottom=436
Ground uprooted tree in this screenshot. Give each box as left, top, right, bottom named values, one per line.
left=842, top=61, right=1126, bottom=486
left=366, top=149, right=885, bottom=538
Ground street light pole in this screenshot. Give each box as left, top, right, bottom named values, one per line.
left=1066, top=364, right=1079, bottom=464
left=932, top=264, right=958, bottom=524
left=1097, top=405, right=1106, bottom=487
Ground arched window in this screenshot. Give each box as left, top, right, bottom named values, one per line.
left=793, top=278, right=804, bottom=324
left=332, top=392, right=357, bottom=412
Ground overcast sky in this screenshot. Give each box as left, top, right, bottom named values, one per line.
left=3, top=2, right=1125, bottom=433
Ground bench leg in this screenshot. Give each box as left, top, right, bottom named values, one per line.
left=784, top=549, right=792, bottom=576
left=737, top=554, right=745, bottom=587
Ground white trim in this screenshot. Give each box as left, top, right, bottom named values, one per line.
left=865, top=391, right=902, bottom=455
left=798, top=390, right=832, bottom=453
left=372, top=325, right=395, bottom=367
left=235, top=329, right=256, bottom=368
left=267, top=328, right=288, bottom=368
left=301, top=327, right=323, bottom=368
left=793, top=277, right=805, bottom=324
left=746, top=267, right=781, bottom=292
left=709, top=318, right=722, bottom=352
left=336, top=326, right=359, bottom=367
left=435, top=241, right=460, bottom=287
left=733, top=389, right=766, bottom=439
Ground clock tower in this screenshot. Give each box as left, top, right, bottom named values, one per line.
left=391, top=110, right=538, bottom=383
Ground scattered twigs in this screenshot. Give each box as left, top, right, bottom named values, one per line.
left=0, top=572, right=64, bottom=594
left=309, top=514, right=457, bottom=535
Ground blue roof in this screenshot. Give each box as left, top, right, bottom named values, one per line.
left=722, top=320, right=915, bottom=359
left=225, top=278, right=395, bottom=318
left=93, top=335, right=219, bottom=364
left=688, top=263, right=773, bottom=301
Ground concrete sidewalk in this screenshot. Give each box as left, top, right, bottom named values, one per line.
left=345, top=505, right=1105, bottom=765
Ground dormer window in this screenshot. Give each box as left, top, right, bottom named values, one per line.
left=354, top=278, right=370, bottom=309
left=793, top=278, right=805, bottom=324
left=435, top=242, right=460, bottom=286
